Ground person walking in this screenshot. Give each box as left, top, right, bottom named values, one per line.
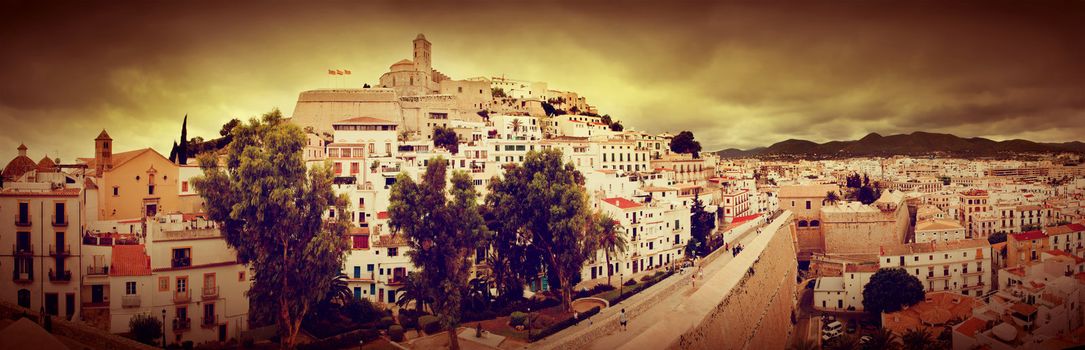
left=620, top=309, right=628, bottom=331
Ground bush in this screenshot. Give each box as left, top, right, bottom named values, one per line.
left=623, top=279, right=637, bottom=286
left=182, top=341, right=193, bottom=350
left=419, top=315, right=441, bottom=334
left=343, top=298, right=384, bottom=324
left=398, top=313, right=418, bottom=329
left=388, top=325, right=405, bottom=342
left=640, top=275, right=653, bottom=282
left=528, top=306, right=601, bottom=342
left=128, top=313, right=163, bottom=345
left=380, top=316, right=394, bottom=329
left=510, top=311, right=527, bottom=327
left=573, top=284, right=616, bottom=300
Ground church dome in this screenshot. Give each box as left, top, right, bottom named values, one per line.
left=36, top=156, right=57, bottom=172
left=390, top=59, right=414, bottom=71
left=3, top=144, right=36, bottom=181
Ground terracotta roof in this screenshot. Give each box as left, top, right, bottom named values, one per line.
left=335, top=116, right=396, bottom=125
left=0, top=187, right=80, bottom=197
left=602, top=197, right=643, bottom=210
left=110, top=245, right=151, bottom=276
left=845, top=264, right=879, bottom=273
left=954, top=317, right=988, bottom=338
left=916, top=219, right=965, bottom=231
left=961, top=189, right=988, bottom=196
left=778, top=184, right=839, bottom=198
left=36, top=156, right=57, bottom=172
left=95, top=129, right=111, bottom=140
left=80, top=148, right=158, bottom=172
left=2, top=154, right=36, bottom=180
left=1010, top=302, right=1037, bottom=315
left=1045, top=250, right=1085, bottom=263
left=377, top=211, right=389, bottom=220
left=350, top=227, right=371, bottom=235
left=1013, top=230, right=1047, bottom=241
left=730, top=213, right=762, bottom=226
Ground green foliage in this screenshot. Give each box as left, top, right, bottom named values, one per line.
left=509, top=311, right=527, bottom=327
left=191, top=109, right=351, bottom=348
left=609, top=121, right=624, bottom=132
left=668, top=131, right=702, bottom=157
left=862, top=268, right=925, bottom=314
left=690, top=190, right=716, bottom=256
left=395, top=272, right=431, bottom=314
left=379, top=316, right=394, bottom=329
left=862, top=328, right=900, bottom=350
left=594, top=211, right=625, bottom=285
left=388, top=157, right=488, bottom=349
left=988, top=231, right=1008, bottom=244
left=485, top=149, right=598, bottom=312
left=388, top=325, right=405, bottom=342
left=128, top=313, right=163, bottom=345
left=491, top=87, right=507, bottom=98
left=342, top=298, right=382, bottom=324
left=528, top=306, right=602, bottom=342
left=432, top=126, right=460, bottom=154
left=901, top=327, right=934, bottom=350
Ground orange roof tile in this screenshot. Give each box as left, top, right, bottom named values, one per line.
left=955, top=317, right=987, bottom=338
left=110, top=245, right=151, bottom=276
left=602, top=197, right=643, bottom=210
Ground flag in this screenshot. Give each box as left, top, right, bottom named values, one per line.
left=328, top=69, right=335, bottom=75
left=336, top=69, right=344, bottom=75
left=344, top=69, right=351, bottom=75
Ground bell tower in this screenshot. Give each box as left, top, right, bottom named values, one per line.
left=413, top=33, right=432, bottom=73
left=95, top=129, right=113, bottom=174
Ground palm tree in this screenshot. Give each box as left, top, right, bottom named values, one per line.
left=824, top=191, right=841, bottom=205
left=901, top=328, right=933, bottom=350
left=508, top=119, right=523, bottom=137
left=324, top=273, right=353, bottom=306
left=395, top=272, right=430, bottom=314
left=862, top=328, right=900, bottom=350
left=595, top=214, right=627, bottom=286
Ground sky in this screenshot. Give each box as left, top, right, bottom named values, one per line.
left=1, top=0, right=1083, bottom=163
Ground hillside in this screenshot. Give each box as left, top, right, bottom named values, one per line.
left=715, top=132, right=1085, bottom=158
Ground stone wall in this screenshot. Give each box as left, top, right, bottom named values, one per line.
left=671, top=214, right=798, bottom=350
left=0, top=300, right=156, bottom=350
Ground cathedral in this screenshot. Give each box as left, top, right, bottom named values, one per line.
left=377, top=33, right=451, bottom=97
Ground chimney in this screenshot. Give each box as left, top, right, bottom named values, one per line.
left=95, top=130, right=113, bottom=175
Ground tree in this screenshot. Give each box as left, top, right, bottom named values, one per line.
left=128, top=313, right=163, bottom=346
left=862, top=268, right=925, bottom=314
left=178, top=114, right=189, bottom=164
left=593, top=211, right=625, bottom=286
left=509, top=118, right=523, bottom=137
left=609, top=121, right=624, bottom=132
left=491, top=87, right=507, bottom=98
left=388, top=158, right=488, bottom=350
left=825, top=191, right=841, bottom=205
left=433, top=126, right=460, bottom=154
left=219, top=118, right=241, bottom=137
left=323, top=273, right=353, bottom=306
left=988, top=231, right=1008, bottom=244
left=669, top=131, right=702, bottom=158
left=191, top=109, right=351, bottom=349
left=862, top=328, right=900, bottom=350
left=395, top=272, right=431, bottom=314
left=485, top=149, right=596, bottom=312
left=790, top=340, right=818, bottom=350
left=480, top=197, right=541, bottom=302
left=827, top=335, right=862, bottom=350
left=689, top=190, right=716, bottom=256
left=901, top=327, right=934, bottom=350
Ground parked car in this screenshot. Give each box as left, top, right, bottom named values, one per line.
left=859, top=335, right=872, bottom=344
left=846, top=320, right=857, bottom=334
left=822, top=321, right=843, bottom=341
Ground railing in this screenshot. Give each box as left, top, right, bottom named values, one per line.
left=12, top=270, right=32, bottom=283
left=387, top=276, right=407, bottom=286
left=927, top=274, right=951, bottom=280
left=348, top=272, right=375, bottom=282
left=51, top=214, right=68, bottom=227
left=172, top=317, right=191, bottom=331
left=201, top=314, right=219, bottom=328
left=122, top=295, right=141, bottom=308
left=201, top=286, right=219, bottom=300
left=157, top=228, right=219, bottom=241
left=48, top=269, right=72, bottom=282
left=49, top=244, right=71, bottom=256
left=15, top=214, right=31, bottom=227
left=171, top=257, right=191, bottom=268
left=12, top=243, right=33, bottom=256
left=87, top=266, right=109, bottom=276
left=174, top=289, right=191, bottom=304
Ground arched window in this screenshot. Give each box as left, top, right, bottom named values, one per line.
left=17, top=289, right=30, bottom=308
left=798, top=220, right=808, bottom=227
left=811, top=220, right=820, bottom=227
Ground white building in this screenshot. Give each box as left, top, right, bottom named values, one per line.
left=879, top=238, right=994, bottom=297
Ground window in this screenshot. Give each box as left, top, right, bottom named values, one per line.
left=113, top=186, right=119, bottom=196
left=353, top=266, right=361, bottom=279
left=148, top=185, right=155, bottom=195
left=239, top=271, right=246, bottom=282
left=126, top=281, right=137, bottom=295
left=806, top=201, right=811, bottom=210
left=159, top=277, right=169, bottom=291
left=388, top=247, right=398, bottom=257
left=176, top=276, right=188, bottom=292
left=172, top=248, right=192, bottom=268
left=181, top=181, right=188, bottom=192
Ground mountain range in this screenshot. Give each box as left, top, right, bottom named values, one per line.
left=714, top=132, right=1085, bottom=158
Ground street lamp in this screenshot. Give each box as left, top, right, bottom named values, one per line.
left=619, top=272, right=624, bottom=301
left=161, top=309, right=167, bottom=349
left=526, top=307, right=532, bottom=338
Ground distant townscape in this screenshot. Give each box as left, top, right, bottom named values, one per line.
left=2, top=34, right=1084, bottom=350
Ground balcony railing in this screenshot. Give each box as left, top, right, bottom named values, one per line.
left=122, top=295, right=141, bottom=308
left=51, top=214, right=68, bottom=227
left=12, top=243, right=33, bottom=256
left=48, top=269, right=72, bottom=282
left=201, top=286, right=219, bottom=300
left=171, top=257, right=191, bottom=268
left=387, top=276, right=407, bottom=287
left=49, top=244, right=71, bottom=257
left=15, top=214, right=32, bottom=227
left=87, top=265, right=109, bottom=276
left=12, top=270, right=32, bottom=283
left=173, top=290, right=191, bottom=304
left=201, top=314, right=219, bottom=328
left=172, top=317, right=191, bottom=331
left=927, top=274, right=951, bottom=281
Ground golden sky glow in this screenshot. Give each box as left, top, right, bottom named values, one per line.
left=1, top=1, right=1083, bottom=162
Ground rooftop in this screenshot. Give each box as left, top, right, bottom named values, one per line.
left=602, top=197, right=643, bottom=210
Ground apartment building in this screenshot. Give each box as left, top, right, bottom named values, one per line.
left=879, top=239, right=993, bottom=297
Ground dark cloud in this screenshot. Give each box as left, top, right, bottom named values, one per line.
left=1, top=0, right=1083, bottom=162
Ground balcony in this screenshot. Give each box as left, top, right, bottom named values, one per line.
left=201, top=314, right=220, bottom=328
left=122, top=295, right=141, bottom=308
left=173, top=290, right=191, bottom=304
left=12, top=243, right=33, bottom=256
left=12, top=270, right=33, bottom=283
left=962, top=269, right=984, bottom=277
left=51, top=214, right=68, bottom=227
left=15, top=214, right=32, bottom=227
left=387, top=276, right=407, bottom=287
left=49, top=244, right=71, bottom=257
left=201, top=286, right=219, bottom=300
left=86, top=265, right=109, bottom=276
left=172, top=317, right=191, bottom=331
left=48, top=269, right=72, bottom=282
left=927, top=274, right=952, bottom=281
left=171, top=257, right=191, bottom=268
